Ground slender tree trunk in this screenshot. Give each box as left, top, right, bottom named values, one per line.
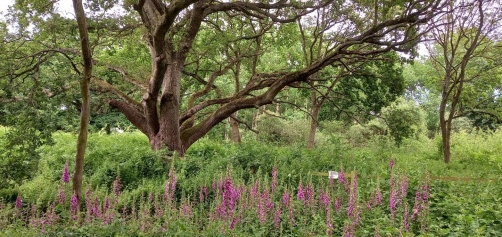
left=308, top=79, right=320, bottom=148
left=252, top=110, right=259, bottom=130
left=72, top=0, right=92, bottom=205
left=275, top=101, right=280, bottom=115
left=439, top=98, right=451, bottom=164
left=308, top=104, right=320, bottom=148
left=229, top=112, right=241, bottom=143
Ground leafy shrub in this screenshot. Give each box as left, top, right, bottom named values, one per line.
left=382, top=97, right=426, bottom=146
left=255, top=114, right=314, bottom=146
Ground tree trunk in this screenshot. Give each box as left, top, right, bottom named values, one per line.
left=439, top=98, right=451, bottom=164
left=72, top=0, right=92, bottom=205
left=441, top=125, right=451, bottom=164
left=229, top=112, right=241, bottom=143
left=308, top=105, right=320, bottom=148
left=275, top=101, right=280, bottom=115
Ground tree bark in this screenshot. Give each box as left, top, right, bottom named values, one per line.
left=308, top=104, right=320, bottom=148
left=439, top=98, right=451, bottom=164
left=229, top=112, right=241, bottom=143
left=72, top=0, right=92, bottom=205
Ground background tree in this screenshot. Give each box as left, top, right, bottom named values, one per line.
left=72, top=0, right=93, bottom=205
left=427, top=0, right=502, bottom=163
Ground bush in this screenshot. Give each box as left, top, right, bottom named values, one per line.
left=382, top=97, right=426, bottom=146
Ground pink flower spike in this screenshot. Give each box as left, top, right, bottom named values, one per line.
left=113, top=177, right=122, bottom=197
left=271, top=165, right=278, bottom=193
left=58, top=185, right=66, bottom=205
left=70, top=192, right=78, bottom=214
left=282, top=190, right=290, bottom=207
left=297, top=181, right=305, bottom=201
left=62, top=162, right=70, bottom=183
left=339, top=171, right=345, bottom=184
left=15, top=195, right=22, bottom=209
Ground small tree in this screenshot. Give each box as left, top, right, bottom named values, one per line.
left=427, top=0, right=502, bottom=163
left=72, top=0, right=92, bottom=204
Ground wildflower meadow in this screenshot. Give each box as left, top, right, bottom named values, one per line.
left=1, top=132, right=501, bottom=236
left=3, top=160, right=431, bottom=236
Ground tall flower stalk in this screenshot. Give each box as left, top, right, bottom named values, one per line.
left=62, top=162, right=70, bottom=183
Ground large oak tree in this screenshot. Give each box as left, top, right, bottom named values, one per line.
left=1, top=0, right=445, bottom=156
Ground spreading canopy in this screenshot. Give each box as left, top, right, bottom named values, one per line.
left=1, top=0, right=445, bottom=154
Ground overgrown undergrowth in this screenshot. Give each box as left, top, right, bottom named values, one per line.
left=0, top=129, right=501, bottom=236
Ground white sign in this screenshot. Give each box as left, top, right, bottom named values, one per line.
left=328, top=171, right=339, bottom=179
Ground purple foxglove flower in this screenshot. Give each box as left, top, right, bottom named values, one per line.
left=113, top=177, right=122, bottom=197
left=282, top=190, right=290, bottom=207
left=400, top=177, right=409, bottom=199
left=70, top=192, right=78, bottom=214
left=230, top=217, right=237, bottom=229
left=375, top=187, right=383, bottom=205
left=93, top=196, right=101, bottom=218
left=352, top=206, right=361, bottom=227
left=58, top=185, right=65, bottom=205
left=104, top=195, right=110, bottom=211
left=326, top=214, right=333, bottom=237
left=334, top=195, right=342, bottom=214
left=343, top=224, right=351, bottom=237
left=389, top=159, right=395, bottom=170
left=262, top=188, right=274, bottom=210
left=180, top=200, right=193, bottom=219
left=222, top=176, right=236, bottom=214
left=297, top=181, right=305, bottom=202
left=412, top=183, right=430, bottom=220
left=339, top=170, right=345, bottom=184
left=288, top=205, right=296, bottom=226
left=62, top=162, right=70, bottom=183
left=274, top=207, right=281, bottom=229
left=319, top=190, right=330, bottom=214
left=154, top=197, right=163, bottom=218
left=305, top=184, right=314, bottom=207
left=389, top=188, right=398, bottom=219
left=199, top=187, right=205, bottom=203
left=251, top=179, right=260, bottom=201
left=15, top=195, right=22, bottom=209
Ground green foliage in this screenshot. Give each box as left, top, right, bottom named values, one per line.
left=12, top=132, right=166, bottom=208
left=1, top=128, right=502, bottom=235
left=325, top=52, right=405, bottom=123
left=382, top=98, right=426, bottom=146
left=428, top=181, right=502, bottom=236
